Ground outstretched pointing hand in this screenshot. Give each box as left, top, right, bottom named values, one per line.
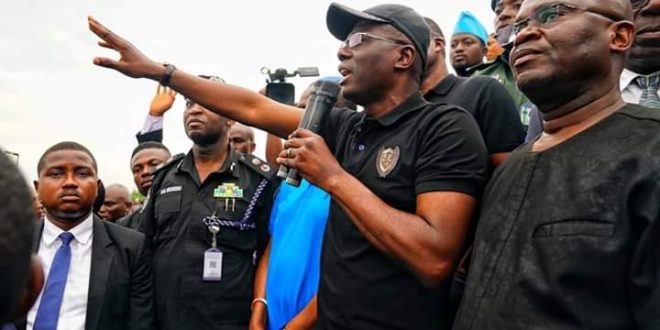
left=88, top=16, right=164, bottom=80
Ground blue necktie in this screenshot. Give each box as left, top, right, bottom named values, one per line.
left=637, top=75, right=660, bottom=108
left=33, top=232, right=75, bottom=330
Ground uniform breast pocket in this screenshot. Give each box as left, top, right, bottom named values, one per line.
left=154, top=192, right=182, bottom=231
left=532, top=219, right=615, bottom=238
left=213, top=196, right=249, bottom=217
left=214, top=196, right=258, bottom=251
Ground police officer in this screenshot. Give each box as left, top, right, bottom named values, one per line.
left=138, top=76, right=276, bottom=329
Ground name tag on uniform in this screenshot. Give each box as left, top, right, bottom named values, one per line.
left=203, top=248, right=223, bottom=281
left=159, top=186, right=182, bottom=195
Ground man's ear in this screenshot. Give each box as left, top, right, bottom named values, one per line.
left=394, top=45, right=416, bottom=70
left=609, top=20, right=635, bottom=54
left=10, top=256, right=44, bottom=322
left=433, top=37, right=445, bottom=54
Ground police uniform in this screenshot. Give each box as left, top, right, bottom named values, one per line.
left=139, top=149, right=277, bottom=330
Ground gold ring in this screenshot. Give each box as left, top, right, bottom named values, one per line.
left=286, top=148, right=292, bottom=158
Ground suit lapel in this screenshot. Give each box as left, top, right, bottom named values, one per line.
left=33, top=221, right=44, bottom=252
left=85, top=217, right=114, bottom=330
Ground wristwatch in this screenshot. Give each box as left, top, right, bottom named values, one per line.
left=160, top=63, right=176, bottom=87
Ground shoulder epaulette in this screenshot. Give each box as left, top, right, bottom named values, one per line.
left=237, top=153, right=277, bottom=180
left=150, top=153, right=185, bottom=176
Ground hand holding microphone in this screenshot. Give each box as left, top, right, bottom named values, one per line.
left=277, top=80, right=340, bottom=187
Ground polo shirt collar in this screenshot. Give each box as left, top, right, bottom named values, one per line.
left=42, top=212, right=94, bottom=247
left=428, top=74, right=459, bottom=97
left=367, top=92, right=429, bottom=127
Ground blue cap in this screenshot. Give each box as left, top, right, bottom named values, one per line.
left=452, top=11, right=489, bottom=45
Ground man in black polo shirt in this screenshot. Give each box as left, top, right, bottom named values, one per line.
left=88, top=2, right=488, bottom=328
left=422, top=17, right=523, bottom=167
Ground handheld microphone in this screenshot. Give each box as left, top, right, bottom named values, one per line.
left=276, top=80, right=340, bottom=187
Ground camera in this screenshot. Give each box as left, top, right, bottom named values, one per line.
left=260, top=66, right=320, bottom=105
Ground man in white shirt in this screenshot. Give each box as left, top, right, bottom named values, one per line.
left=24, top=142, right=154, bottom=330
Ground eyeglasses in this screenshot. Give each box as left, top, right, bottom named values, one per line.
left=630, top=0, right=649, bottom=10
left=342, top=32, right=410, bottom=49
left=513, top=3, right=618, bottom=35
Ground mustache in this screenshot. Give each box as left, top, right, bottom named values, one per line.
left=59, top=190, right=80, bottom=198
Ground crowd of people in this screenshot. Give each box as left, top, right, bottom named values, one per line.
left=1, top=0, right=659, bottom=329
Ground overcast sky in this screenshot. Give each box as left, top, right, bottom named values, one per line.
left=1, top=0, right=495, bottom=193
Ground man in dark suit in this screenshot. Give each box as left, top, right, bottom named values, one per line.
left=24, top=141, right=154, bottom=330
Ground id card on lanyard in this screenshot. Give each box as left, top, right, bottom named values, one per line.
left=203, top=248, right=223, bottom=281
left=203, top=215, right=223, bottom=282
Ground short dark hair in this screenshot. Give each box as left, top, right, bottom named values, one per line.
left=131, top=142, right=171, bottom=159
left=0, top=150, right=35, bottom=323
left=424, top=17, right=444, bottom=39
left=37, top=141, right=98, bottom=175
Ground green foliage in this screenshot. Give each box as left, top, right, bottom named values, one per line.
left=131, top=190, right=145, bottom=203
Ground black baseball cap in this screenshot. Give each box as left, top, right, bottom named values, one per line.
left=326, top=2, right=429, bottom=70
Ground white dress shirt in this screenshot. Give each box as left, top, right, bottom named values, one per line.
left=140, top=114, right=164, bottom=134
left=620, top=68, right=660, bottom=104
left=27, top=214, right=93, bottom=330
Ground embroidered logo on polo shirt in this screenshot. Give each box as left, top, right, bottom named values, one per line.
left=376, top=146, right=400, bottom=178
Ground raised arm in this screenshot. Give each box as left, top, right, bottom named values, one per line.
left=135, top=84, right=175, bottom=143
left=88, top=16, right=302, bottom=138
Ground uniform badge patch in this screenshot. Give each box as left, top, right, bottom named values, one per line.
left=376, top=146, right=400, bottom=178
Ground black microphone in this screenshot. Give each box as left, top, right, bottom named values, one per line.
left=276, top=80, right=341, bottom=187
